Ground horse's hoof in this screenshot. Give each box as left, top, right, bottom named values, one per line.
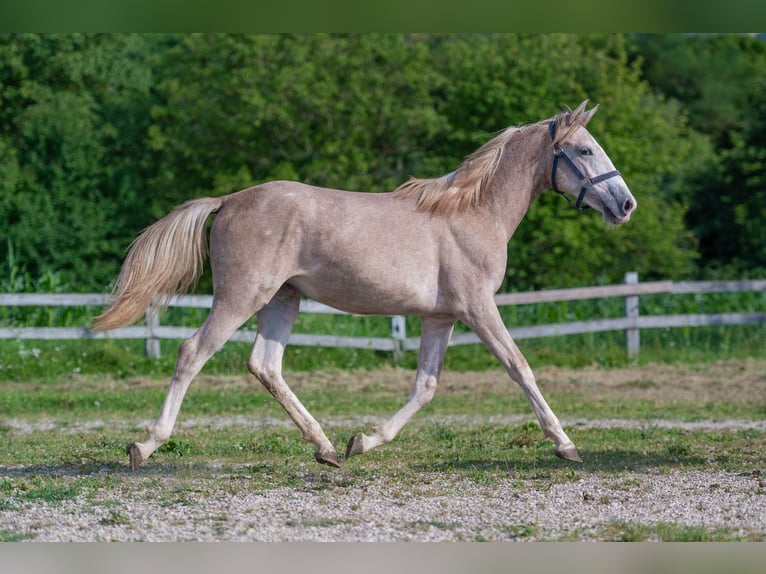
left=126, top=443, right=144, bottom=471
left=315, top=450, right=341, bottom=468
left=555, top=443, right=583, bottom=463
left=345, top=433, right=366, bottom=458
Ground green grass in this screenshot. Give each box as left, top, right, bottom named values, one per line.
left=2, top=418, right=764, bottom=483
left=1, top=321, right=765, bottom=379
left=598, top=521, right=763, bottom=542
left=21, top=477, right=88, bottom=504
left=0, top=528, right=36, bottom=542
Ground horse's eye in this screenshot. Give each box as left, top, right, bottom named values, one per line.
left=580, top=147, right=593, bottom=156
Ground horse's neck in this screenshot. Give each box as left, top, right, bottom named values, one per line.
left=486, top=127, right=550, bottom=241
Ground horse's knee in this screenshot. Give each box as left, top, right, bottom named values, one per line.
left=508, top=363, right=536, bottom=389
left=247, top=358, right=279, bottom=392
left=180, top=331, right=208, bottom=356
left=247, top=358, right=266, bottom=382
left=172, top=337, right=205, bottom=378
left=246, top=356, right=261, bottom=379
left=413, top=375, right=438, bottom=408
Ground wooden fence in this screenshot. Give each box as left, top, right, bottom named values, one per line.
left=1, top=273, right=765, bottom=360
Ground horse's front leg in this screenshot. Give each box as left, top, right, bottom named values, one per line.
left=462, top=301, right=581, bottom=462
left=346, top=317, right=455, bottom=458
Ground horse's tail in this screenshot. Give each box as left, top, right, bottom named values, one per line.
left=92, top=196, right=226, bottom=331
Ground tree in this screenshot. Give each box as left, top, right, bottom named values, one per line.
left=0, top=34, right=154, bottom=289
left=1, top=34, right=709, bottom=293
left=631, top=34, right=766, bottom=275
left=145, top=34, right=448, bottom=216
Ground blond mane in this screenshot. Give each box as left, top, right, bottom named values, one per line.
left=392, top=125, right=534, bottom=216
left=392, top=106, right=593, bottom=217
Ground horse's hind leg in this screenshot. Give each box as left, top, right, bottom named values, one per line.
left=346, top=317, right=455, bottom=458
left=127, top=298, right=257, bottom=470
left=247, top=285, right=340, bottom=468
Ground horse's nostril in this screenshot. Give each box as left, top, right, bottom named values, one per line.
left=624, top=199, right=634, bottom=213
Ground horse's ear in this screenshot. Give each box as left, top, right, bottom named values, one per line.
left=581, top=103, right=599, bottom=127
left=568, top=99, right=589, bottom=125
left=552, top=99, right=591, bottom=144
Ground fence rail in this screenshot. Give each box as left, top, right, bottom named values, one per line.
left=1, top=273, right=765, bottom=359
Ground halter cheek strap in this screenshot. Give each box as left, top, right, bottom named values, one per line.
left=549, top=120, right=621, bottom=211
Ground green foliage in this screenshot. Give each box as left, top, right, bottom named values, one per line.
left=0, top=239, right=90, bottom=328
left=630, top=34, right=766, bottom=275
left=1, top=33, right=726, bottom=296
left=0, top=33, right=154, bottom=290
left=145, top=34, right=449, bottom=212
left=631, top=34, right=763, bottom=137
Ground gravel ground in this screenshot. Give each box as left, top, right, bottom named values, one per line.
left=3, top=467, right=765, bottom=542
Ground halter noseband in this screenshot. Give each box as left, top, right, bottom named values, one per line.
left=548, top=120, right=621, bottom=211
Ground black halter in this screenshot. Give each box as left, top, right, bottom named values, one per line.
left=548, top=120, right=621, bottom=211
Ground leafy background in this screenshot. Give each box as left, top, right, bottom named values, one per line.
left=1, top=33, right=764, bottom=294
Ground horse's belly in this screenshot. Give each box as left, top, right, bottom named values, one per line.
left=288, top=272, right=436, bottom=316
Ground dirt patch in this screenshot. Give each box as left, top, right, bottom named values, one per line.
left=30, top=358, right=766, bottom=406
left=534, top=359, right=766, bottom=404
left=204, top=358, right=765, bottom=405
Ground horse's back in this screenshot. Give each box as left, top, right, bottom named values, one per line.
left=210, top=180, right=445, bottom=315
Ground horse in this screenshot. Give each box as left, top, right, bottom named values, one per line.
left=93, top=100, right=636, bottom=471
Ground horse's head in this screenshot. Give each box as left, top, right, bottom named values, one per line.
left=549, top=100, right=636, bottom=225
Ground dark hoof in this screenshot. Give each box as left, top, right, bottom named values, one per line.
left=315, top=450, right=341, bottom=468
left=126, top=443, right=144, bottom=471
left=345, top=433, right=366, bottom=459
left=555, top=443, right=583, bottom=463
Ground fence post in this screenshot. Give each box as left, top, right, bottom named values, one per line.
left=145, top=306, right=161, bottom=359
left=390, top=315, right=406, bottom=364
left=624, top=271, right=640, bottom=358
